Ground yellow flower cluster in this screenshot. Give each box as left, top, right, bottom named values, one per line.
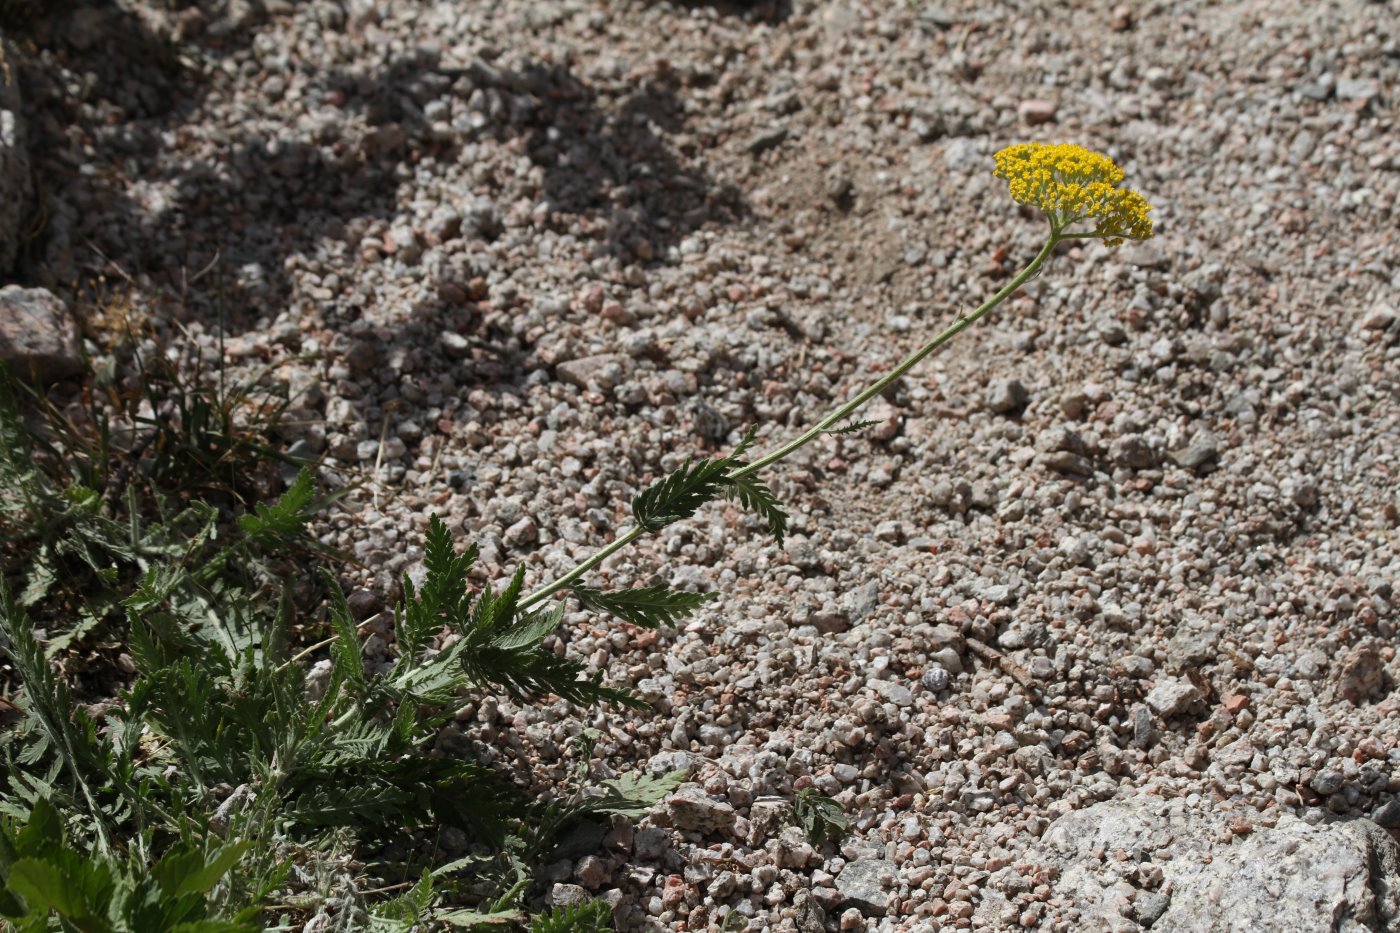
left=993, top=143, right=1154, bottom=246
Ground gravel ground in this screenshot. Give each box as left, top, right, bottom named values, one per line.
left=13, top=0, right=1400, bottom=929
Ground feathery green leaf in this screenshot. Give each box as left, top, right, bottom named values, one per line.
left=724, top=474, right=789, bottom=545
left=632, top=457, right=732, bottom=532
left=824, top=418, right=881, bottom=436
left=573, top=585, right=716, bottom=629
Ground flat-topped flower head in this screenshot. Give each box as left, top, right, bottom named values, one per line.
left=993, top=142, right=1154, bottom=246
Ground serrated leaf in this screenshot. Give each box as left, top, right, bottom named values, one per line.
left=489, top=606, right=562, bottom=653
left=151, top=840, right=251, bottom=901
left=6, top=856, right=114, bottom=931
left=18, top=546, right=57, bottom=608
left=576, top=769, right=686, bottom=818
left=824, top=418, right=881, bottom=436
left=236, top=467, right=315, bottom=540
left=323, top=575, right=366, bottom=694
left=13, top=798, right=63, bottom=856
left=573, top=585, right=715, bottom=629
left=632, top=457, right=732, bottom=532
left=730, top=425, right=761, bottom=458
left=372, top=868, right=434, bottom=925
left=724, top=474, right=789, bottom=545
left=435, top=907, right=524, bottom=928
left=418, top=515, right=475, bottom=620
left=470, top=565, right=527, bottom=635
left=528, top=900, right=612, bottom=933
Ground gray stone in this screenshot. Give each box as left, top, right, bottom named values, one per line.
left=791, top=888, right=827, bottom=933
left=1168, top=430, right=1220, bottom=471
left=0, top=287, right=82, bottom=381
left=1167, top=623, right=1218, bottom=670
left=1111, top=434, right=1160, bottom=470
left=842, top=580, right=880, bottom=625
left=1135, top=891, right=1170, bottom=927
left=979, top=797, right=1400, bottom=932
left=440, top=330, right=472, bottom=359
left=747, top=126, right=788, bottom=155
left=1373, top=799, right=1400, bottom=829
left=1311, top=770, right=1345, bottom=796
left=1145, top=678, right=1202, bottom=718
left=1335, top=77, right=1380, bottom=103
left=942, top=138, right=986, bottom=174
left=984, top=379, right=1029, bottom=415
left=556, top=353, right=629, bottom=390
left=666, top=784, right=736, bottom=834
left=836, top=859, right=894, bottom=916
left=548, top=883, right=591, bottom=908
left=0, top=37, right=31, bottom=275
left=871, top=680, right=913, bottom=707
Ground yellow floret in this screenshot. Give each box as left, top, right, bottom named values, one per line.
left=993, top=142, right=1154, bottom=245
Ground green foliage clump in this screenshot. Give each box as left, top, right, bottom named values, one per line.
left=791, top=788, right=849, bottom=848
left=0, top=364, right=683, bottom=929
left=0, top=799, right=258, bottom=933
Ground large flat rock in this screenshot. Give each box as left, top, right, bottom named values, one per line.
left=0, top=286, right=82, bottom=381
left=978, top=796, right=1400, bottom=932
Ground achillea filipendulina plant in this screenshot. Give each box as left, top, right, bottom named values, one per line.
left=519, top=142, right=1156, bottom=616
left=0, top=143, right=1155, bottom=930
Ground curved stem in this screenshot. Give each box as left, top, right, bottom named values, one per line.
left=519, top=526, right=645, bottom=610
left=729, top=232, right=1061, bottom=481
left=519, top=231, right=1063, bottom=610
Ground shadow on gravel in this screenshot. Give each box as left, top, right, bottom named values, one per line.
left=26, top=15, right=747, bottom=342
left=669, top=0, right=793, bottom=24
left=509, top=62, right=748, bottom=265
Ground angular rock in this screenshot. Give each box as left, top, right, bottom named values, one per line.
left=747, top=126, right=789, bottom=156
left=665, top=784, right=736, bottom=834
left=1168, top=430, right=1220, bottom=471
left=1360, top=304, right=1396, bottom=332
left=1111, top=434, right=1160, bottom=470
left=555, top=353, right=630, bottom=391
left=1017, top=98, right=1057, bottom=125
left=870, top=679, right=913, bottom=707
left=978, top=797, right=1400, bottom=932
left=1040, top=450, right=1094, bottom=475
left=984, top=379, right=1029, bottom=415
left=1333, top=642, right=1388, bottom=704
left=1145, top=678, right=1202, bottom=718
left=836, top=859, right=894, bottom=917
left=0, top=286, right=83, bottom=381
left=548, top=883, right=591, bottom=908
left=0, top=37, right=31, bottom=276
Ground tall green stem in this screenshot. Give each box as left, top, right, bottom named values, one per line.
left=519, top=231, right=1063, bottom=610
left=729, top=232, right=1061, bottom=480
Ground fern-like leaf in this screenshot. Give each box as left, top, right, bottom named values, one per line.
left=573, top=585, right=715, bottom=629
left=824, top=418, right=881, bottom=436
left=324, top=575, right=367, bottom=696
left=632, top=458, right=732, bottom=532
left=731, top=425, right=761, bottom=458
left=573, top=769, right=687, bottom=819
left=724, top=474, right=789, bottom=545
left=398, top=515, right=476, bottom=661
left=460, top=602, right=640, bottom=707
left=528, top=900, right=612, bottom=933
left=236, top=468, right=316, bottom=542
